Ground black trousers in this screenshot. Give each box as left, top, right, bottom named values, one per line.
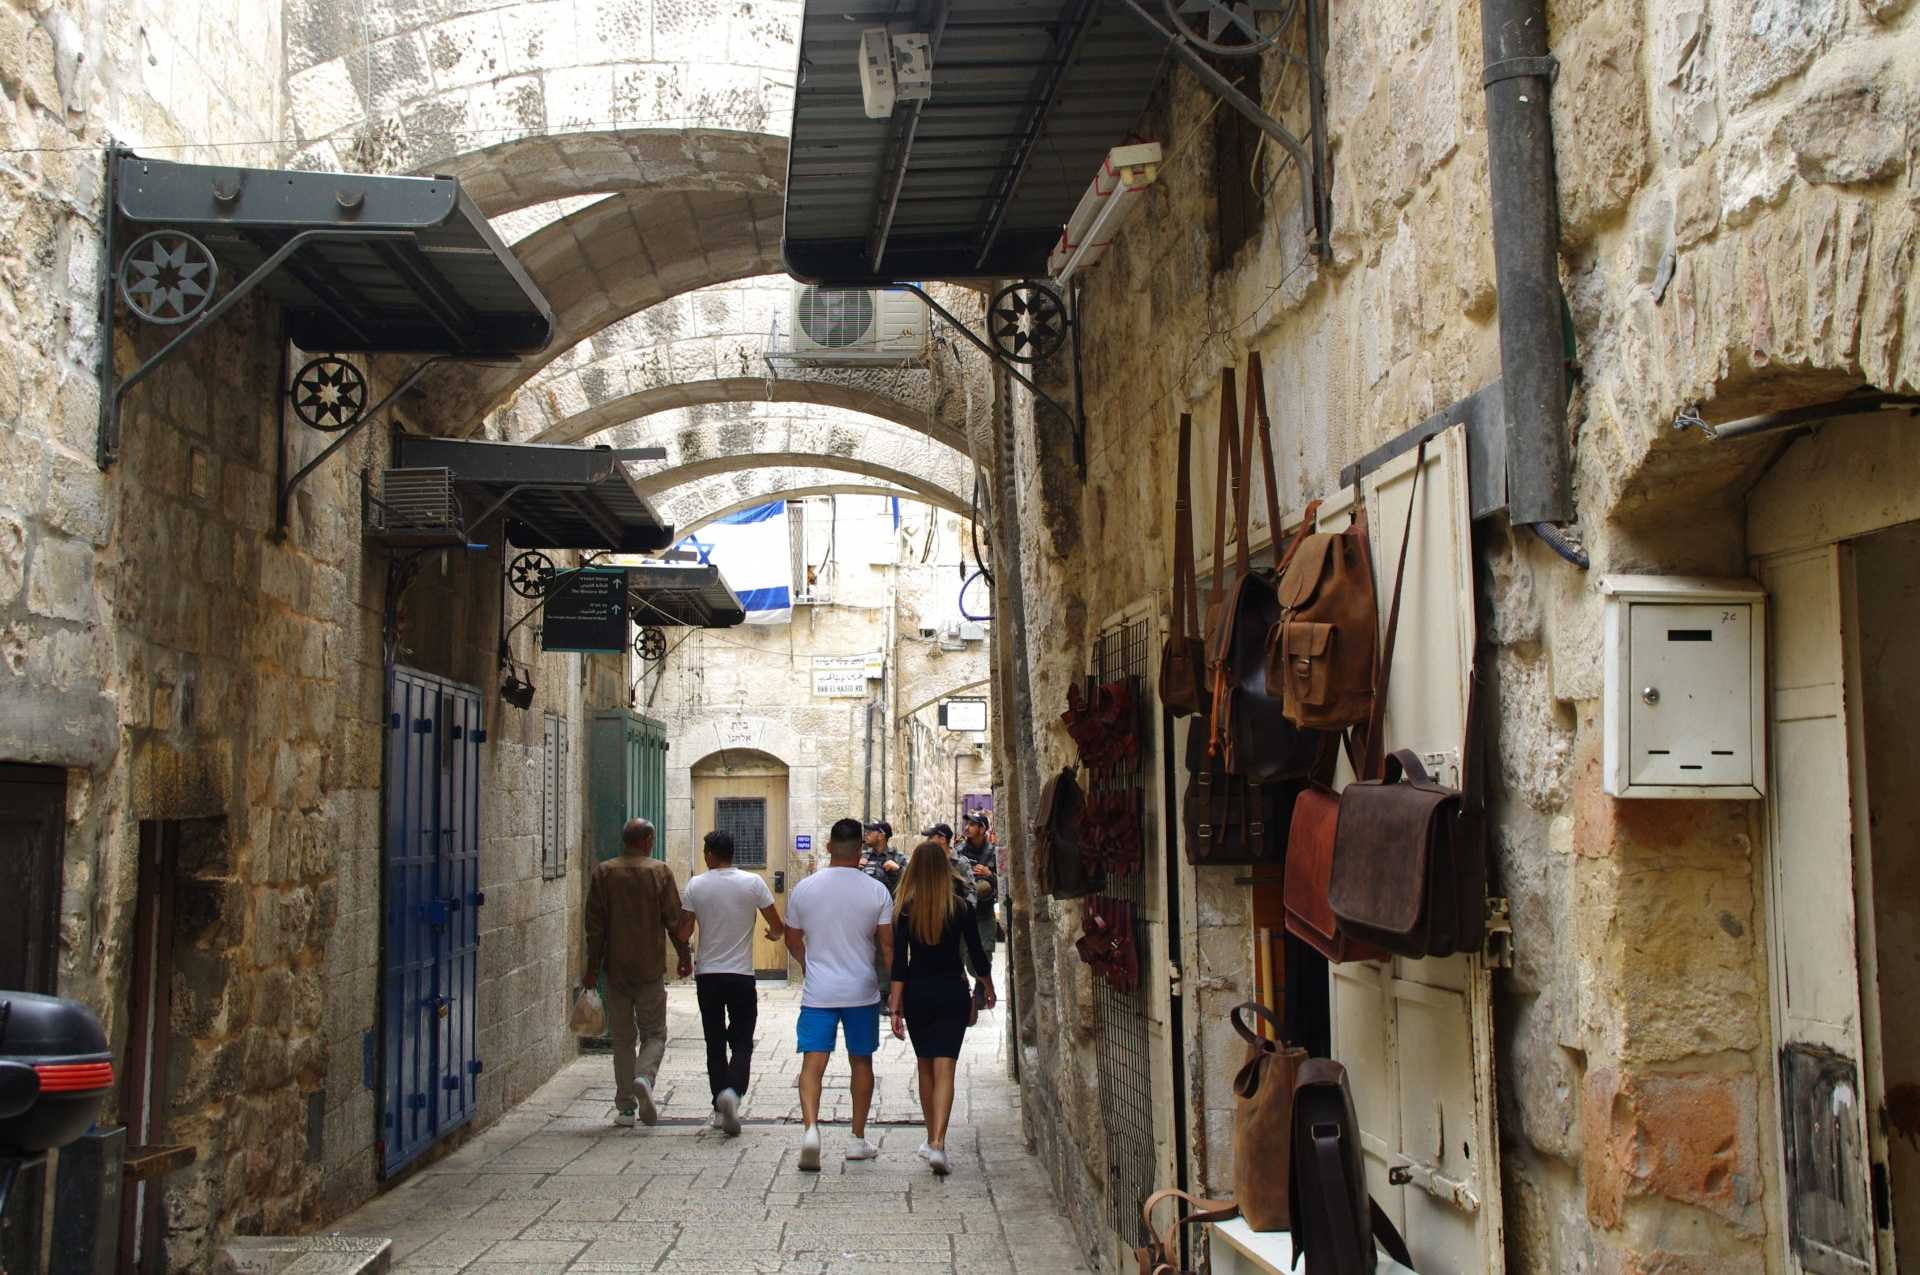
left=695, top=973, right=758, bottom=1103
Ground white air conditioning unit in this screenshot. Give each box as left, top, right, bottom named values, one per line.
left=787, top=285, right=928, bottom=365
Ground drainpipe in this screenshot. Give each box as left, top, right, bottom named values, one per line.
left=1481, top=0, right=1574, bottom=525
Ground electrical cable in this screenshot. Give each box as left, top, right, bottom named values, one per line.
left=1529, top=522, right=1590, bottom=570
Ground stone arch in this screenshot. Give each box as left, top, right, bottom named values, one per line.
left=608, top=405, right=974, bottom=506
left=901, top=677, right=992, bottom=721
left=435, top=183, right=784, bottom=427
left=490, top=276, right=978, bottom=453
left=662, top=477, right=959, bottom=540
left=690, top=747, right=788, bottom=776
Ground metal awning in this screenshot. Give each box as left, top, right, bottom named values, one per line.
left=782, top=0, right=1168, bottom=285
left=110, top=153, right=553, bottom=353
left=625, top=563, right=748, bottom=628
left=391, top=436, right=675, bottom=553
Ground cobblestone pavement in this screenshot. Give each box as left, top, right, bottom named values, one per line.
left=329, top=961, right=1095, bottom=1274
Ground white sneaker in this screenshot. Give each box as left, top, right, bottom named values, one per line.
left=846, top=1136, right=879, bottom=1161
left=633, top=1078, right=658, bottom=1126
left=929, top=1148, right=950, bottom=1176
left=916, top=1142, right=932, bottom=1160
left=716, top=1089, right=742, bottom=1137
left=613, top=1107, right=636, bottom=1128
left=708, top=1111, right=725, bottom=1130
left=798, top=1125, right=822, bottom=1172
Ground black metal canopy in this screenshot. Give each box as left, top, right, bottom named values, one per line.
left=624, top=563, right=748, bottom=628
left=392, top=436, right=675, bottom=554
left=782, top=0, right=1168, bottom=285
left=113, top=154, right=554, bottom=354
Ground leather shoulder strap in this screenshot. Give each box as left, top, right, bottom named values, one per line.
left=1313, top=1127, right=1367, bottom=1273
left=1207, top=371, right=1239, bottom=615
left=1173, top=413, right=1199, bottom=642
left=1233, top=367, right=1255, bottom=578
left=1358, top=440, right=1426, bottom=782
left=1245, top=353, right=1285, bottom=570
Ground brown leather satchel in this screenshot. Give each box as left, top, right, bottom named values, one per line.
left=1134, top=1188, right=1237, bottom=1275
left=1202, top=357, right=1323, bottom=787
left=1181, top=724, right=1298, bottom=867
left=1288, top=1060, right=1414, bottom=1275
left=1267, top=510, right=1377, bottom=730
left=1231, top=1002, right=1306, bottom=1231
left=1036, top=766, right=1102, bottom=900
left=1158, top=412, right=1207, bottom=718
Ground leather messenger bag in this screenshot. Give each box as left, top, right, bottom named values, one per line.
left=1288, top=1060, right=1414, bottom=1275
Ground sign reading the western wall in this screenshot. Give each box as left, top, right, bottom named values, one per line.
left=812, top=654, right=881, bottom=698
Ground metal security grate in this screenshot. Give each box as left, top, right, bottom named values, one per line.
left=1093, top=615, right=1156, bottom=1245
left=714, top=798, right=769, bottom=868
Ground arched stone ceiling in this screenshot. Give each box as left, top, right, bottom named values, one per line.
left=432, top=183, right=785, bottom=428
left=610, top=405, right=973, bottom=511
left=489, top=276, right=977, bottom=453
left=658, top=473, right=960, bottom=540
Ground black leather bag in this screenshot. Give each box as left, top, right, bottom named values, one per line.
left=1181, top=725, right=1298, bottom=867
left=1289, top=1059, right=1414, bottom=1275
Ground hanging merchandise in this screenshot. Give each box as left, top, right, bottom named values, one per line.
left=1063, top=679, right=1142, bottom=771
left=1286, top=1061, right=1415, bottom=1275
left=1229, top=1002, right=1306, bottom=1232
left=1074, top=896, right=1140, bottom=991
left=1134, top=1188, right=1239, bottom=1275
left=1267, top=499, right=1379, bottom=731
left=1079, top=786, right=1145, bottom=877
left=1158, top=412, right=1208, bottom=717
left=1182, top=354, right=1322, bottom=867
left=1034, top=766, right=1104, bottom=900
left=1283, top=442, right=1424, bottom=964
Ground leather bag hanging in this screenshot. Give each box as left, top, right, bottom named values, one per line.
left=1158, top=412, right=1208, bottom=718
left=1266, top=508, right=1378, bottom=730
left=1283, top=443, right=1427, bottom=965
left=1037, top=766, right=1103, bottom=900
left=1202, top=356, right=1323, bottom=786
left=1133, top=1188, right=1237, bottom=1275
left=1230, top=1001, right=1306, bottom=1231
left=1288, top=1060, right=1414, bottom=1275
left=1181, top=724, right=1298, bottom=866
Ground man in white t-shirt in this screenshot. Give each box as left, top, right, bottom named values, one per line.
left=674, top=830, right=784, bottom=1137
left=782, top=817, right=894, bottom=1171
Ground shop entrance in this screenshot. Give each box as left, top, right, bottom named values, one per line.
left=690, top=751, right=791, bottom=977
left=0, top=764, right=64, bottom=1274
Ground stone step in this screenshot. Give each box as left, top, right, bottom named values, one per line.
left=218, top=1236, right=391, bottom=1275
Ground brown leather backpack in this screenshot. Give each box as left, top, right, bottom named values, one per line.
left=1267, top=510, right=1377, bottom=730
left=1230, top=1002, right=1305, bottom=1231
left=1158, top=412, right=1207, bottom=718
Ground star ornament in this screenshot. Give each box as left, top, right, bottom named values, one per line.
left=123, top=233, right=215, bottom=323
left=1168, top=0, right=1290, bottom=52
left=292, top=358, right=368, bottom=430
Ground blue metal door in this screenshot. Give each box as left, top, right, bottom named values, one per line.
left=381, top=667, right=484, bottom=1176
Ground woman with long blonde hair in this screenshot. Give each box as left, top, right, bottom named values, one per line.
left=888, top=839, right=995, bottom=1174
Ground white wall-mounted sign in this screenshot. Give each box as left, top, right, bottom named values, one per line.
left=813, top=653, right=881, bottom=698
left=940, top=698, right=989, bottom=732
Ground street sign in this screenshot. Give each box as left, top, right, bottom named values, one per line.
left=541, top=568, right=629, bottom=652
left=812, top=653, right=880, bottom=697
left=795, top=835, right=812, bottom=851
left=940, top=698, right=989, bottom=731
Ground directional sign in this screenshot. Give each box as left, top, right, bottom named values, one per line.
left=540, top=568, right=629, bottom=653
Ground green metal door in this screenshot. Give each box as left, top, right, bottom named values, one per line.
left=588, top=709, right=668, bottom=864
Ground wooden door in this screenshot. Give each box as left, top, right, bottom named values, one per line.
left=691, top=769, right=790, bottom=976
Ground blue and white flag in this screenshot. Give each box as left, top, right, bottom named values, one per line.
left=677, top=502, right=792, bottom=625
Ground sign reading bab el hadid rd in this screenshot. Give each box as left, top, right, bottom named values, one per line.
left=812, top=653, right=882, bottom=698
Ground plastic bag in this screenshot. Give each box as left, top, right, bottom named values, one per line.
left=569, top=987, right=605, bottom=1037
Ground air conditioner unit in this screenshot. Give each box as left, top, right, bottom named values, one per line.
left=787, top=285, right=928, bottom=365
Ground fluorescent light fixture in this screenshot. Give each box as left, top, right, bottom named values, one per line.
left=1047, top=141, right=1163, bottom=286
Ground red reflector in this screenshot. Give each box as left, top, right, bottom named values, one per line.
left=33, top=1062, right=114, bottom=1093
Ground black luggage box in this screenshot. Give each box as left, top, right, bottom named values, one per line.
left=0, top=992, right=114, bottom=1153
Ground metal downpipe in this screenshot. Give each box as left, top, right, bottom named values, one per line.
left=1481, top=0, right=1574, bottom=525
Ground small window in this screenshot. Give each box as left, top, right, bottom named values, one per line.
left=715, top=797, right=768, bottom=868
left=542, top=714, right=569, bottom=878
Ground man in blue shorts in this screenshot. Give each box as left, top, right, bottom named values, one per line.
left=783, top=817, right=894, bottom=1171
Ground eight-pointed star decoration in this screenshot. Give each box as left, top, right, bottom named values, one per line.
left=292, top=357, right=370, bottom=430
left=121, top=232, right=217, bottom=324
left=1165, top=0, right=1293, bottom=54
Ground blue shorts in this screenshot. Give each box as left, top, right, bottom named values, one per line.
left=796, top=1003, right=882, bottom=1057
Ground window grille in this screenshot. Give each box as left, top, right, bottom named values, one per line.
left=541, top=713, right=568, bottom=878
left=715, top=797, right=769, bottom=868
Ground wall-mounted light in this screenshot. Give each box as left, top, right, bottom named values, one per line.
left=1047, top=141, right=1164, bottom=287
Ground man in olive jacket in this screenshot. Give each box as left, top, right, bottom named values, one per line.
left=582, top=818, right=689, bottom=1126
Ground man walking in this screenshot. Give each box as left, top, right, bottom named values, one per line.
left=957, top=813, right=1000, bottom=970
left=783, top=817, right=893, bottom=1171
left=675, top=830, right=784, bottom=1136
left=582, top=818, right=688, bottom=1127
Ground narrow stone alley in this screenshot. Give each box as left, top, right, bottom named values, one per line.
left=323, top=964, right=1090, bottom=1275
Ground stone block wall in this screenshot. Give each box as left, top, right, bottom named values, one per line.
left=1001, top=0, right=1920, bottom=1271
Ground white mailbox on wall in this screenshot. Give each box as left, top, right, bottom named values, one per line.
left=1601, top=575, right=1767, bottom=799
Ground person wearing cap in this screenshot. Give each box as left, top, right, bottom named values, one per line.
left=860, top=821, right=905, bottom=895
left=957, top=813, right=999, bottom=971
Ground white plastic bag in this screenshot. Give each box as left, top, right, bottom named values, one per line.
left=569, top=987, right=605, bottom=1037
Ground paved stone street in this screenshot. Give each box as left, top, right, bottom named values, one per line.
left=328, top=963, right=1094, bottom=1274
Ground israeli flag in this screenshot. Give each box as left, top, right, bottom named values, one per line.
left=678, top=502, right=792, bottom=626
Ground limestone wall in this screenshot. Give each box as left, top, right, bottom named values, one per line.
left=1003, top=1, right=1920, bottom=1271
